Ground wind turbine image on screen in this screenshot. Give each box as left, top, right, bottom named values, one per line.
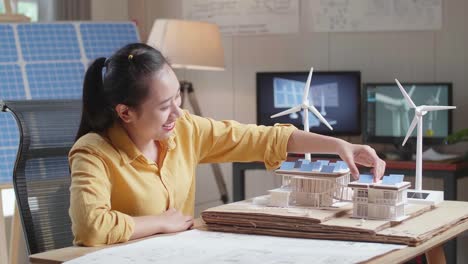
left=396, top=79, right=456, bottom=191
left=425, top=87, right=442, bottom=136
left=375, top=85, right=416, bottom=136
left=270, top=67, right=333, bottom=161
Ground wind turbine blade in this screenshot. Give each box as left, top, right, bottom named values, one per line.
left=402, top=115, right=418, bottom=146
left=420, top=105, right=456, bottom=112
left=302, top=67, right=314, bottom=103
left=271, top=105, right=302, bottom=118
left=307, top=105, right=333, bottom=130
left=395, top=79, right=416, bottom=109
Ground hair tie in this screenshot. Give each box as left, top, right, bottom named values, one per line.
left=128, top=54, right=133, bottom=61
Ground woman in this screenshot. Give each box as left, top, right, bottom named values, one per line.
left=69, top=43, right=385, bottom=246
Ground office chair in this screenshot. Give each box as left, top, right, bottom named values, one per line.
left=1, top=99, right=82, bottom=254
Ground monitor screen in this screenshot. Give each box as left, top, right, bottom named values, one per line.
left=256, top=71, right=361, bottom=135
left=364, top=83, right=453, bottom=144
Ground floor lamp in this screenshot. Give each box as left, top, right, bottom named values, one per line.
left=147, top=19, right=229, bottom=204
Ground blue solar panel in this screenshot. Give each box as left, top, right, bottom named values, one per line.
left=18, top=24, right=81, bottom=61
left=0, top=25, right=18, bottom=63
left=299, top=163, right=314, bottom=172
left=0, top=22, right=140, bottom=184
left=320, top=165, right=335, bottom=173
left=27, top=62, right=85, bottom=99
left=0, top=113, right=20, bottom=185
left=358, top=174, right=374, bottom=183
left=279, top=161, right=295, bottom=170
left=80, top=23, right=139, bottom=60
left=0, top=64, right=26, bottom=99
left=0, top=113, right=20, bottom=147
left=0, top=147, right=18, bottom=183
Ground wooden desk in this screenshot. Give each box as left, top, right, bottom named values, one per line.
left=29, top=217, right=468, bottom=264
left=232, top=160, right=468, bottom=264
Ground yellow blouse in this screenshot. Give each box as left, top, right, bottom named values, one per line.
left=69, top=110, right=296, bottom=246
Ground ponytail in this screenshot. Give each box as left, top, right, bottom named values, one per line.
left=75, top=57, right=115, bottom=141
left=75, top=43, right=170, bottom=141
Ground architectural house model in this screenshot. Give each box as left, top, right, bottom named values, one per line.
left=348, top=174, right=411, bottom=220
left=267, top=159, right=353, bottom=208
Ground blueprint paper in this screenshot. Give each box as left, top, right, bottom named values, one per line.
left=65, top=230, right=405, bottom=264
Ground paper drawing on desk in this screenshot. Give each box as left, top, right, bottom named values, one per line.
left=65, top=229, right=405, bottom=264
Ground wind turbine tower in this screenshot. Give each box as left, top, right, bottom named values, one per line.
left=395, top=79, right=456, bottom=204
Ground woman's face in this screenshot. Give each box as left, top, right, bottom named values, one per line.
left=129, top=64, right=182, bottom=141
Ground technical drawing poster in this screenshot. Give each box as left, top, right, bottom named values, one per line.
left=310, top=0, right=442, bottom=32
left=183, top=0, right=299, bottom=35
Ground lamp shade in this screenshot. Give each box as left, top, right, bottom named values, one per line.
left=147, top=19, right=225, bottom=71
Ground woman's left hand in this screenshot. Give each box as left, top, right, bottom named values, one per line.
left=336, top=142, right=386, bottom=181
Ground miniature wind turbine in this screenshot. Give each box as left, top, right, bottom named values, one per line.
left=271, top=67, right=333, bottom=161
left=396, top=79, right=456, bottom=205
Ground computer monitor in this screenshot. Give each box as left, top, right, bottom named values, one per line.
left=364, top=83, right=453, bottom=145
left=256, top=71, right=361, bottom=135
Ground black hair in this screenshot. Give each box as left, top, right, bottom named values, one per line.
left=75, top=43, right=170, bottom=141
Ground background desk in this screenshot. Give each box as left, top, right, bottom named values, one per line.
left=232, top=159, right=468, bottom=264
left=232, top=160, right=468, bottom=201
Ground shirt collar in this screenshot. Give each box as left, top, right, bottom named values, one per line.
left=107, top=122, right=178, bottom=165
left=107, top=122, right=142, bottom=165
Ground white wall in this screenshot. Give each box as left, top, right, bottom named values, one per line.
left=91, top=0, right=128, bottom=21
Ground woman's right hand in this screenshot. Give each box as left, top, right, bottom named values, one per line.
left=157, top=208, right=194, bottom=233
left=130, top=208, right=194, bottom=240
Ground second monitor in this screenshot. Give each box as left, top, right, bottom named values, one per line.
left=256, top=71, right=361, bottom=135
left=364, top=82, right=452, bottom=145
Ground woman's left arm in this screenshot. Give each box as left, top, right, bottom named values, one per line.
left=287, top=130, right=386, bottom=181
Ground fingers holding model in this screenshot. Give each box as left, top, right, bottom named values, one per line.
left=287, top=130, right=386, bottom=181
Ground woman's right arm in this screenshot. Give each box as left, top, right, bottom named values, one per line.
left=130, top=209, right=193, bottom=240
left=69, top=149, right=193, bottom=246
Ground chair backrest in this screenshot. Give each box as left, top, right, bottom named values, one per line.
left=1, top=99, right=82, bottom=254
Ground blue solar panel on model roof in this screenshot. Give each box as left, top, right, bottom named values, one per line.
left=336, top=160, right=348, bottom=169
left=279, top=162, right=295, bottom=170
left=310, top=162, right=322, bottom=171
left=389, top=174, right=404, bottom=182
left=321, top=165, right=335, bottom=173
left=0, top=25, right=18, bottom=63
left=293, top=160, right=302, bottom=168
left=358, top=174, right=374, bottom=183
left=317, top=160, right=330, bottom=166
left=299, top=163, right=314, bottom=172
left=382, top=174, right=405, bottom=185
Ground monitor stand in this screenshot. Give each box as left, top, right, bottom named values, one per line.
left=407, top=189, right=444, bottom=205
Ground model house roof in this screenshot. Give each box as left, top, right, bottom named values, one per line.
left=277, top=159, right=350, bottom=176
left=348, top=174, right=411, bottom=190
